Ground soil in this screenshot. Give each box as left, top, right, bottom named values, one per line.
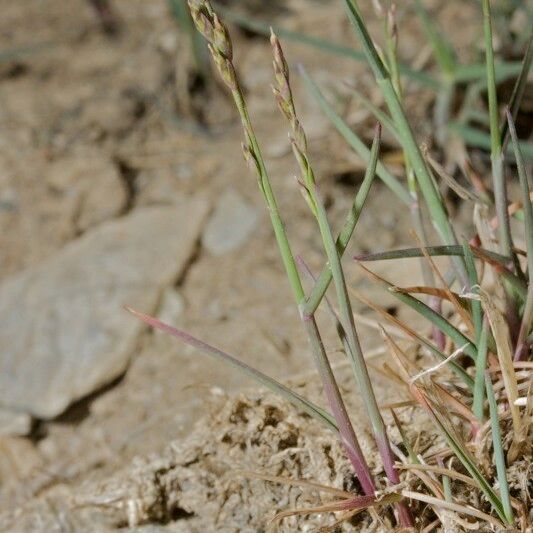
left=0, top=0, right=525, bottom=531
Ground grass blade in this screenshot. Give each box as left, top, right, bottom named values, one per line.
left=500, top=35, right=532, bottom=149
left=413, top=0, right=456, bottom=76
left=473, top=318, right=489, bottom=422
left=354, top=244, right=511, bottom=265
left=448, top=122, right=533, bottom=159
left=507, top=109, right=533, bottom=360
left=125, top=307, right=337, bottom=431
left=304, top=123, right=381, bottom=315
left=483, top=0, right=513, bottom=262
left=454, top=60, right=523, bottom=84
left=307, top=184, right=412, bottom=526
left=485, top=372, right=514, bottom=524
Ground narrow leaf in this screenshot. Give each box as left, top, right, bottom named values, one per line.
left=507, top=109, right=533, bottom=359
left=413, top=0, right=456, bottom=75
left=479, top=292, right=523, bottom=439
left=304, top=122, right=382, bottom=315
left=485, top=373, right=514, bottom=524
left=125, top=307, right=337, bottom=432
left=473, top=319, right=489, bottom=422
left=354, top=244, right=510, bottom=265
left=500, top=35, right=532, bottom=148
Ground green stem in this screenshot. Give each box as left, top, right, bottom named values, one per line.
left=309, top=184, right=412, bottom=526
left=473, top=318, right=489, bottom=422
left=304, top=125, right=381, bottom=315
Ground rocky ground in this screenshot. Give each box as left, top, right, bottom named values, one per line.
left=0, top=0, right=528, bottom=531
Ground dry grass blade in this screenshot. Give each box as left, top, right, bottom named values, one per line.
left=425, top=150, right=480, bottom=203
left=397, top=464, right=478, bottom=488
left=479, top=291, right=523, bottom=449
left=383, top=328, right=508, bottom=523
left=401, top=491, right=504, bottom=527
left=358, top=264, right=478, bottom=363
left=393, top=285, right=467, bottom=306
left=353, top=286, right=474, bottom=387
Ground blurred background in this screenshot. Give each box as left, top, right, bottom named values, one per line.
left=0, top=0, right=531, bottom=529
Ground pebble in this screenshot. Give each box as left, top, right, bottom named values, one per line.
left=202, top=189, right=258, bottom=256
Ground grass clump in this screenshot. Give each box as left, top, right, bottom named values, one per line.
left=128, top=0, right=532, bottom=529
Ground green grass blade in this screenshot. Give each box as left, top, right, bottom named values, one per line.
left=507, top=109, right=533, bottom=358
left=500, top=35, right=532, bottom=148
left=454, top=60, right=524, bottom=84
left=126, top=307, right=338, bottom=432
left=413, top=0, right=456, bottom=75
left=354, top=244, right=511, bottom=266
left=485, top=373, right=514, bottom=524
left=299, top=67, right=411, bottom=205
left=308, top=184, right=413, bottom=526
left=415, top=388, right=508, bottom=524
left=463, top=240, right=482, bottom=341
left=449, top=122, right=533, bottom=159
left=436, top=457, right=453, bottom=503
left=473, top=319, right=489, bottom=422
left=483, top=0, right=513, bottom=260
left=346, top=85, right=400, bottom=141
left=304, top=124, right=381, bottom=315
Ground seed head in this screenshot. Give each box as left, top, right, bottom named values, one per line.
left=188, top=0, right=215, bottom=43
left=209, top=44, right=237, bottom=90
left=188, top=0, right=237, bottom=90
left=213, top=13, right=233, bottom=60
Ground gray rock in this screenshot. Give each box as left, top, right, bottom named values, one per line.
left=0, top=199, right=209, bottom=419
left=0, top=408, right=32, bottom=436
left=202, top=189, right=258, bottom=255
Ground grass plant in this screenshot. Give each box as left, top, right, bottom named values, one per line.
left=128, top=0, right=532, bottom=529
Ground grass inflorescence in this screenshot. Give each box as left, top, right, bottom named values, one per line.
left=128, top=0, right=532, bottom=529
